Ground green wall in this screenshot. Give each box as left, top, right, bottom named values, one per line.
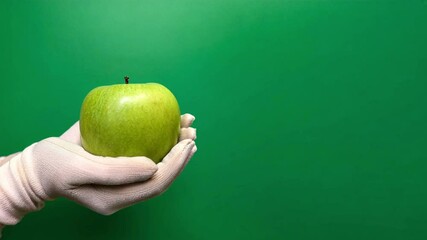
left=1, top=1, right=427, bottom=239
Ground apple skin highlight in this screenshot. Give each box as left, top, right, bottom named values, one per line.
left=80, top=82, right=181, bottom=163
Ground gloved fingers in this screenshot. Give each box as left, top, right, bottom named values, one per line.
left=181, top=114, right=195, bottom=128
left=65, top=139, right=197, bottom=215
left=36, top=138, right=158, bottom=188
left=179, top=127, right=197, bottom=141
left=109, top=139, right=196, bottom=199
left=60, top=121, right=81, bottom=145
left=144, top=139, right=196, bottom=196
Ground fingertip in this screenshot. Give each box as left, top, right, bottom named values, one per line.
left=189, top=145, right=197, bottom=161
left=183, top=141, right=196, bottom=158
left=184, top=113, right=195, bottom=121
left=88, top=156, right=160, bottom=184
left=145, top=163, right=159, bottom=176
left=144, top=158, right=159, bottom=173
left=181, top=114, right=196, bottom=128
left=180, top=139, right=195, bottom=152
left=188, top=140, right=196, bottom=148
left=161, top=139, right=194, bottom=165
left=181, top=138, right=194, bottom=146
left=120, top=156, right=159, bottom=171
left=179, top=127, right=197, bottom=141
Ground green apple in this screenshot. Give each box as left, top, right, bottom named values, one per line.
left=80, top=78, right=181, bottom=163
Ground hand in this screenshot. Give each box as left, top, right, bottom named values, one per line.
left=0, top=114, right=197, bottom=228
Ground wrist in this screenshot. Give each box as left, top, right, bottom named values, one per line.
left=0, top=151, right=46, bottom=227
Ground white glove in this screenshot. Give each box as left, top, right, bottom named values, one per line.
left=0, top=114, right=197, bottom=231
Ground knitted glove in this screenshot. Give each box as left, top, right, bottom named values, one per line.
left=0, top=114, right=197, bottom=233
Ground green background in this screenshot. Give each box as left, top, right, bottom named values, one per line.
left=1, top=0, right=426, bottom=239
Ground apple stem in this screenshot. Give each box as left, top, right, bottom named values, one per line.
left=124, top=76, right=129, bottom=84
